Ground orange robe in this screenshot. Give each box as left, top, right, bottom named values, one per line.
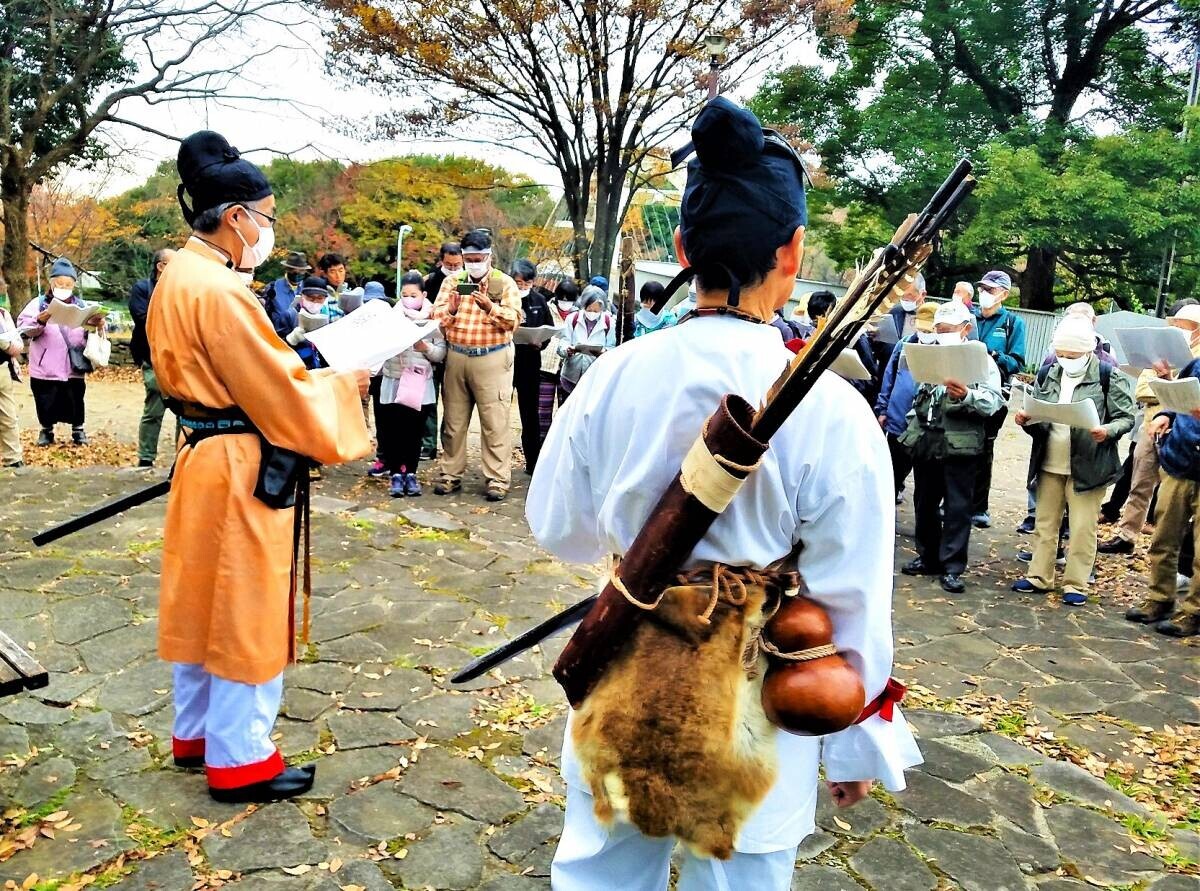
left=148, top=239, right=370, bottom=684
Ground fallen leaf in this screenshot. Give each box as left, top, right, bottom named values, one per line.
left=281, top=865, right=312, bottom=876
left=833, top=816, right=852, bottom=831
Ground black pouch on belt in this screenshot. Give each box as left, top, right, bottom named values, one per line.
left=254, top=439, right=308, bottom=509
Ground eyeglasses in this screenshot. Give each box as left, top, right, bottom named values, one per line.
left=244, top=206, right=277, bottom=226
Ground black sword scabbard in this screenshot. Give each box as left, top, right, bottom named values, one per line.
left=32, top=479, right=171, bottom=547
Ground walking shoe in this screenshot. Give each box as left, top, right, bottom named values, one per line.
left=901, top=558, right=941, bottom=576
left=71, top=427, right=87, bottom=445
left=940, top=573, right=966, bottom=594
left=1178, top=573, right=1191, bottom=593
left=1011, top=579, right=1050, bottom=594
left=1018, top=547, right=1065, bottom=565
left=1016, top=515, right=1036, bottom=535
left=36, top=429, right=53, bottom=447
left=1061, top=590, right=1088, bottom=607
left=971, top=512, right=991, bottom=529
left=1097, top=536, right=1135, bottom=555
left=485, top=483, right=508, bottom=502
left=403, top=473, right=422, bottom=497
left=137, top=459, right=154, bottom=468
left=1125, top=599, right=1174, bottom=624
left=367, top=460, right=388, bottom=478
left=1154, top=613, right=1199, bottom=637
left=433, top=478, right=461, bottom=496
left=2, top=461, right=23, bottom=468
left=420, top=448, right=437, bottom=460
left=390, top=473, right=405, bottom=498
left=209, top=764, right=316, bottom=804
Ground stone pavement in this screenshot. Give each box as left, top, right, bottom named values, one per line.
left=0, top=423, right=1195, bottom=891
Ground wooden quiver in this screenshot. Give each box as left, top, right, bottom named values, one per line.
left=760, top=594, right=865, bottom=735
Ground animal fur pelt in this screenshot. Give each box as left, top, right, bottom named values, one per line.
left=570, top=569, right=781, bottom=860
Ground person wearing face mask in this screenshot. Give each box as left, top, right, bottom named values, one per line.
left=1012, top=316, right=1134, bottom=606
left=967, top=270, right=1026, bottom=529
left=899, top=301, right=1003, bottom=594
left=1097, top=301, right=1200, bottom=557
left=954, top=281, right=974, bottom=310
left=147, top=130, right=371, bottom=803
left=128, top=248, right=178, bottom=468
left=876, top=303, right=938, bottom=501
left=17, top=258, right=105, bottom=447
left=634, top=282, right=677, bottom=337
left=419, top=245, right=462, bottom=462
left=284, top=276, right=343, bottom=370
left=431, top=228, right=522, bottom=501
left=885, top=273, right=926, bottom=341
left=557, top=285, right=617, bottom=403
left=510, top=259, right=555, bottom=474
left=261, top=252, right=310, bottom=339
left=376, top=271, right=446, bottom=497
left=540, top=279, right=578, bottom=424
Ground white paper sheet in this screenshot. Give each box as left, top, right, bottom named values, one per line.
left=1024, top=395, right=1101, bottom=429
left=46, top=299, right=104, bottom=329
left=298, top=309, right=330, bottom=333
left=338, top=288, right=364, bottom=314
left=1149, top=377, right=1200, bottom=414
left=1114, top=327, right=1195, bottom=371
left=1008, top=382, right=1028, bottom=414
left=902, top=340, right=990, bottom=386
left=870, top=314, right=899, bottom=345
left=306, top=300, right=440, bottom=371
left=513, top=325, right=562, bottom=346
left=830, top=349, right=871, bottom=381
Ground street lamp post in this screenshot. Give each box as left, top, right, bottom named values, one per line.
left=396, top=224, right=413, bottom=293
left=703, top=33, right=729, bottom=100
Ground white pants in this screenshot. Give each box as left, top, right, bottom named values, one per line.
left=551, top=785, right=799, bottom=891
left=172, top=663, right=284, bottom=788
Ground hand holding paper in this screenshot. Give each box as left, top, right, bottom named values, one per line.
left=306, top=300, right=441, bottom=371
left=1114, top=327, right=1194, bottom=372
left=513, top=325, right=562, bottom=346
left=1022, top=394, right=1101, bottom=429
left=1148, top=377, right=1200, bottom=414
left=902, top=340, right=990, bottom=386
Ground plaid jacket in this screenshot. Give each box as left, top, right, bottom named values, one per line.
left=432, top=269, right=521, bottom=349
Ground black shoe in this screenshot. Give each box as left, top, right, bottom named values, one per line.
left=137, top=459, right=154, bottom=468
left=71, top=427, right=88, bottom=445
left=901, top=558, right=941, bottom=576
left=1125, top=600, right=1174, bottom=625
left=420, top=448, right=436, bottom=460
left=940, top=573, right=965, bottom=594
left=1154, top=614, right=1199, bottom=638
left=1097, top=536, right=1135, bottom=555
left=1016, top=516, right=1035, bottom=535
left=971, top=512, right=991, bottom=529
left=174, top=755, right=204, bottom=769
left=2, top=461, right=23, bottom=468
left=209, top=764, right=316, bottom=803
left=36, top=429, right=53, bottom=447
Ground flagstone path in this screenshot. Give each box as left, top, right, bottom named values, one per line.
left=0, top=422, right=1195, bottom=890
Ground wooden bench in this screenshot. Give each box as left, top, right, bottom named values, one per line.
left=0, top=630, right=48, bottom=697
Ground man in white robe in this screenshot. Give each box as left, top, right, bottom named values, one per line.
left=526, top=97, right=921, bottom=890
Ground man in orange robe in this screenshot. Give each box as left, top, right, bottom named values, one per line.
left=148, top=131, right=370, bottom=802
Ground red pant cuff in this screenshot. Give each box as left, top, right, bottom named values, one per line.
left=206, top=749, right=285, bottom=790
left=172, top=736, right=206, bottom=759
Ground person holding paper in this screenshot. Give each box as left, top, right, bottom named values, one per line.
left=876, top=303, right=938, bottom=501
left=16, top=257, right=104, bottom=447
left=260, top=251, right=309, bottom=339
left=431, top=228, right=522, bottom=501
left=0, top=284, right=23, bottom=467
left=420, top=242, right=464, bottom=461
left=898, top=302, right=1002, bottom=594
left=1012, top=316, right=1133, bottom=606
left=377, top=272, right=446, bottom=497
left=317, top=253, right=349, bottom=297
left=510, top=259, right=556, bottom=475
left=558, top=285, right=617, bottom=402
left=284, top=276, right=344, bottom=371
left=1126, top=357, right=1200, bottom=637
left=1099, top=302, right=1200, bottom=555
left=969, top=270, right=1026, bottom=530
left=149, top=131, right=370, bottom=802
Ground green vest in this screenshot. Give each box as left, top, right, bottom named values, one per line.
left=899, top=385, right=986, bottom=459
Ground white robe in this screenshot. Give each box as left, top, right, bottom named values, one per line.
left=526, top=314, right=922, bottom=854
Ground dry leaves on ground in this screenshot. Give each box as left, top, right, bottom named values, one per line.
left=17, top=430, right=136, bottom=468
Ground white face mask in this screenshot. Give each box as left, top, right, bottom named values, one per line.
left=584, top=311, right=600, bottom=322
left=51, top=287, right=73, bottom=301
left=935, top=332, right=963, bottom=346
left=441, top=265, right=460, bottom=277
left=557, top=301, right=574, bottom=313
left=464, top=261, right=489, bottom=280
left=900, top=299, right=918, bottom=313
left=1057, top=354, right=1089, bottom=375
left=917, top=331, right=937, bottom=345
left=234, top=209, right=275, bottom=269
left=980, top=291, right=1004, bottom=310
left=517, top=288, right=531, bottom=299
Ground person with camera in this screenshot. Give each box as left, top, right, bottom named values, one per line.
left=431, top=229, right=522, bottom=501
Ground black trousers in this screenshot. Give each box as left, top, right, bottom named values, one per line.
left=972, top=405, right=1008, bottom=515
left=1102, top=439, right=1138, bottom=520
left=514, top=347, right=542, bottom=472
left=376, top=401, right=430, bottom=475
left=914, top=453, right=977, bottom=575
left=887, top=433, right=914, bottom=495
left=31, top=377, right=85, bottom=429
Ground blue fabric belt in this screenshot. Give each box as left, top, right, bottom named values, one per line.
left=178, top=417, right=251, bottom=432
left=448, top=342, right=509, bottom=357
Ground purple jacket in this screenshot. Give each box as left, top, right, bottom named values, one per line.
left=18, top=296, right=88, bottom=381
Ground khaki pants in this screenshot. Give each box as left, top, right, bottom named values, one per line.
left=1028, top=472, right=1105, bottom=594
left=1147, top=471, right=1200, bottom=618
left=0, top=368, right=21, bottom=466
left=437, top=346, right=514, bottom=489
left=1116, top=431, right=1160, bottom=543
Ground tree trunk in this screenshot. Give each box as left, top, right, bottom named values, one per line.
left=1021, top=246, right=1058, bottom=311
left=0, top=179, right=32, bottom=307
left=588, top=178, right=623, bottom=292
